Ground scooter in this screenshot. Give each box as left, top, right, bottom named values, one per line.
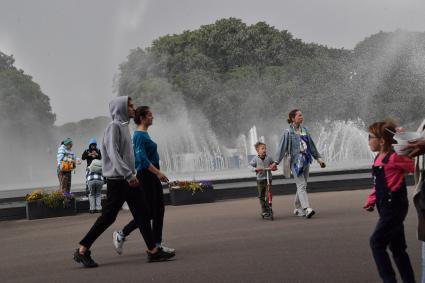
left=262, top=168, right=274, bottom=220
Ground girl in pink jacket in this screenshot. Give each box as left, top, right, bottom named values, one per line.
left=364, top=121, right=415, bottom=283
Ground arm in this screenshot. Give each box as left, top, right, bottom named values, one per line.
left=306, top=128, right=325, bottom=167
left=306, top=128, right=322, bottom=160
left=248, top=157, right=257, bottom=172
left=363, top=187, right=376, bottom=211
left=104, top=124, right=135, bottom=182
left=393, top=154, right=415, bottom=174
left=82, top=150, right=88, bottom=161
left=57, top=147, right=65, bottom=166
left=274, top=130, right=289, bottom=165
left=97, top=149, right=102, bottom=160
left=134, top=135, right=168, bottom=182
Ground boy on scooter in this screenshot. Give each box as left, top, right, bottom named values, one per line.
left=249, top=142, right=277, bottom=217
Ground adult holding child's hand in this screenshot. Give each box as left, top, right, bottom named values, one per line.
left=273, top=109, right=325, bottom=219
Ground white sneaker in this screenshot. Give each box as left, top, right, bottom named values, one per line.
left=113, top=230, right=126, bottom=255
left=293, top=208, right=305, bottom=217
left=305, top=208, right=315, bottom=219
left=158, top=244, right=175, bottom=254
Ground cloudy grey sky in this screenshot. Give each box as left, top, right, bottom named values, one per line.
left=1, top=0, right=424, bottom=124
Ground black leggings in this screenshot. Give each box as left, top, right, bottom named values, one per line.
left=79, top=179, right=156, bottom=250
left=122, top=169, right=165, bottom=246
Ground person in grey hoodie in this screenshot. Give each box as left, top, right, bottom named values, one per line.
left=73, top=96, right=174, bottom=268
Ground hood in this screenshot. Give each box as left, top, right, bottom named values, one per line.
left=88, top=138, right=97, bottom=147
left=89, top=159, right=102, bottom=173
left=109, top=96, right=129, bottom=124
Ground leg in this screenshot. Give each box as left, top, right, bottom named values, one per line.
left=125, top=188, right=156, bottom=250
left=292, top=166, right=310, bottom=209
left=122, top=219, right=139, bottom=236
left=121, top=182, right=147, bottom=237
left=389, top=210, right=415, bottom=283
left=88, top=181, right=96, bottom=211
left=294, top=191, right=301, bottom=209
left=370, top=213, right=398, bottom=283
left=65, top=172, right=72, bottom=193
left=79, top=180, right=126, bottom=249
left=151, top=176, right=165, bottom=245
left=422, top=242, right=425, bottom=283
left=58, top=171, right=66, bottom=193
left=257, top=180, right=266, bottom=213
left=95, top=182, right=102, bottom=212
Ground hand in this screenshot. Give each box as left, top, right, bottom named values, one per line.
left=156, top=171, right=169, bottom=183
left=318, top=159, right=326, bottom=168
left=363, top=205, right=374, bottom=212
left=269, top=164, right=278, bottom=171
left=363, top=204, right=374, bottom=212
left=406, top=138, right=425, bottom=158
left=128, top=176, right=139, bottom=188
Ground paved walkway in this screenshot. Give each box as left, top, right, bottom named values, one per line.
left=0, top=190, right=421, bottom=283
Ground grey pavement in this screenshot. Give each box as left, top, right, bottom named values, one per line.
left=0, top=189, right=421, bottom=283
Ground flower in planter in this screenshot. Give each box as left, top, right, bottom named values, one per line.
left=25, top=189, right=47, bottom=201
left=25, top=189, right=75, bottom=209
left=169, top=180, right=214, bottom=195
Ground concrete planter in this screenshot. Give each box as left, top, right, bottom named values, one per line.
left=169, top=186, right=215, bottom=206
left=26, top=199, right=76, bottom=220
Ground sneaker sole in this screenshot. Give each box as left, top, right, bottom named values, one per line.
left=148, top=253, right=176, bottom=263
left=73, top=254, right=98, bottom=268
left=306, top=210, right=315, bottom=219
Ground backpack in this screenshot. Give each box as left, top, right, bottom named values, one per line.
left=89, top=159, right=102, bottom=174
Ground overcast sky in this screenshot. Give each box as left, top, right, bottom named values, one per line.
left=1, top=0, right=424, bottom=124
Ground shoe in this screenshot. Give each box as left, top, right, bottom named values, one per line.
left=261, top=212, right=270, bottom=218
left=89, top=210, right=95, bottom=214
left=157, top=244, right=175, bottom=254
left=293, top=208, right=305, bottom=217
left=73, top=249, right=98, bottom=268
left=305, top=208, right=315, bottom=219
left=113, top=230, right=126, bottom=255
left=147, top=248, right=175, bottom=262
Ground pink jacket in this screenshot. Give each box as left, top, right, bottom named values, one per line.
left=364, top=152, right=415, bottom=208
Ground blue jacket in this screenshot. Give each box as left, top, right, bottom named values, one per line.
left=274, top=124, right=321, bottom=166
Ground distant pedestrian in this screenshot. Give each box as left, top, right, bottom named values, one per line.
left=73, top=97, right=174, bottom=268
left=57, top=138, right=76, bottom=193
left=248, top=142, right=277, bottom=217
left=82, top=138, right=102, bottom=196
left=363, top=121, right=416, bottom=283
left=86, top=159, right=104, bottom=213
left=272, top=109, right=325, bottom=218
left=82, top=138, right=101, bottom=167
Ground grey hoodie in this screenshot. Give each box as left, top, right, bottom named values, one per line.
left=101, top=96, right=136, bottom=182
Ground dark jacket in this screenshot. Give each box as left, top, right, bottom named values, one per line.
left=82, top=148, right=101, bottom=167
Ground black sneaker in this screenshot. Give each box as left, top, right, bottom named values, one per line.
left=147, top=248, right=175, bottom=262
left=73, top=249, right=98, bottom=268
